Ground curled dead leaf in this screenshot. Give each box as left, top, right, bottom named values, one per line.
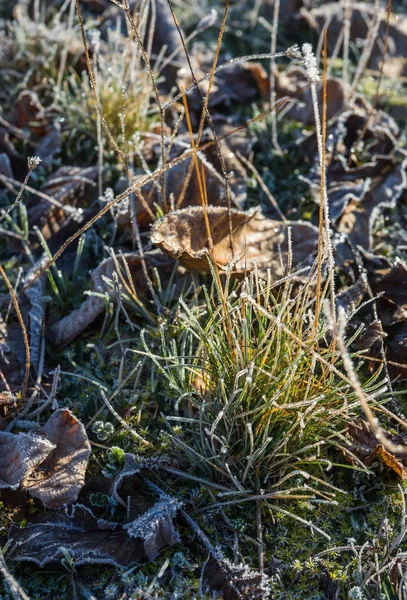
left=8, top=506, right=145, bottom=568
left=23, top=409, right=91, bottom=508
left=274, top=66, right=346, bottom=125
left=304, top=107, right=407, bottom=250
left=347, top=419, right=407, bottom=478
left=46, top=251, right=181, bottom=347
left=308, top=3, right=407, bottom=78
left=362, top=252, right=407, bottom=380
left=0, top=431, right=55, bottom=490
left=26, top=166, right=99, bottom=241
left=203, top=556, right=271, bottom=600
left=124, top=495, right=182, bottom=560
left=151, top=206, right=319, bottom=280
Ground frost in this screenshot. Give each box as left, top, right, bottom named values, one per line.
left=124, top=494, right=182, bottom=560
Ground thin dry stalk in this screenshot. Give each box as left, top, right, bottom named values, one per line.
left=0, top=160, right=37, bottom=224
left=0, top=553, right=30, bottom=600
left=342, top=0, right=353, bottom=96
left=236, top=152, right=286, bottom=222
left=351, top=0, right=393, bottom=152
left=326, top=303, right=407, bottom=456
left=350, top=0, right=382, bottom=98
left=56, top=0, right=75, bottom=90
left=0, top=265, right=30, bottom=401
left=312, top=32, right=335, bottom=329
left=269, top=0, right=281, bottom=152
left=167, top=0, right=236, bottom=259
left=121, top=0, right=168, bottom=211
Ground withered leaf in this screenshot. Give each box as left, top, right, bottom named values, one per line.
left=363, top=253, right=407, bottom=314
left=337, top=153, right=407, bottom=249
left=24, top=409, right=91, bottom=508
left=0, top=431, right=55, bottom=490
left=347, top=419, right=407, bottom=478
left=203, top=556, right=271, bottom=600
left=362, top=253, right=407, bottom=380
left=35, top=123, right=61, bottom=168
left=305, top=107, right=407, bottom=250
left=46, top=252, right=162, bottom=347
left=110, top=452, right=142, bottom=506
left=336, top=275, right=368, bottom=318
left=308, top=3, right=407, bottom=78
left=23, top=257, right=46, bottom=374
left=119, top=129, right=245, bottom=228
left=124, top=494, right=182, bottom=560
left=26, top=166, right=99, bottom=241
left=376, top=445, right=407, bottom=480
left=151, top=206, right=319, bottom=280
left=274, top=67, right=345, bottom=125
left=8, top=506, right=145, bottom=568
left=7, top=91, right=47, bottom=132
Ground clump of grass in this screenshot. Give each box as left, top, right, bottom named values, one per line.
left=58, top=31, right=157, bottom=163
left=139, top=265, right=385, bottom=503
left=0, top=5, right=82, bottom=102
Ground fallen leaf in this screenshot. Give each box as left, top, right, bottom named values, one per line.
left=336, top=275, right=368, bottom=318
left=203, top=556, right=271, bottom=600
left=119, top=129, right=246, bottom=228
left=7, top=91, right=47, bottom=133
left=362, top=252, right=407, bottom=380
left=46, top=252, right=169, bottom=347
left=8, top=506, right=145, bottom=568
left=209, top=62, right=270, bottom=106
left=307, top=3, right=407, bottom=78
left=0, top=308, right=28, bottom=394
left=23, top=409, right=91, bottom=508
left=376, top=445, right=407, bottom=480
left=26, top=165, right=99, bottom=241
left=151, top=206, right=319, bottom=280
left=274, top=66, right=346, bottom=125
left=34, top=122, right=61, bottom=168
left=0, top=431, right=55, bottom=490
left=124, top=494, right=182, bottom=560
left=304, top=107, right=407, bottom=249
left=346, top=419, right=407, bottom=477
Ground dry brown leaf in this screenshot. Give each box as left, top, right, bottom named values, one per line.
left=210, top=62, right=270, bottom=106
left=203, top=556, right=270, bottom=600
left=8, top=506, right=145, bottom=568
left=274, top=66, right=346, bottom=125
left=26, top=166, right=99, bottom=241
left=362, top=252, right=407, bottom=380
left=124, top=495, right=182, bottom=560
left=0, top=309, right=28, bottom=394
left=336, top=275, right=368, bottom=318
left=376, top=445, right=407, bottom=480
left=347, top=419, right=407, bottom=477
left=308, top=3, right=407, bottom=78
left=304, top=107, right=407, bottom=249
left=0, top=431, right=55, bottom=490
left=150, top=206, right=319, bottom=279
left=46, top=252, right=155, bottom=347
left=34, top=123, right=61, bottom=168
left=118, top=129, right=247, bottom=228
left=23, top=409, right=91, bottom=508
left=7, top=91, right=47, bottom=133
